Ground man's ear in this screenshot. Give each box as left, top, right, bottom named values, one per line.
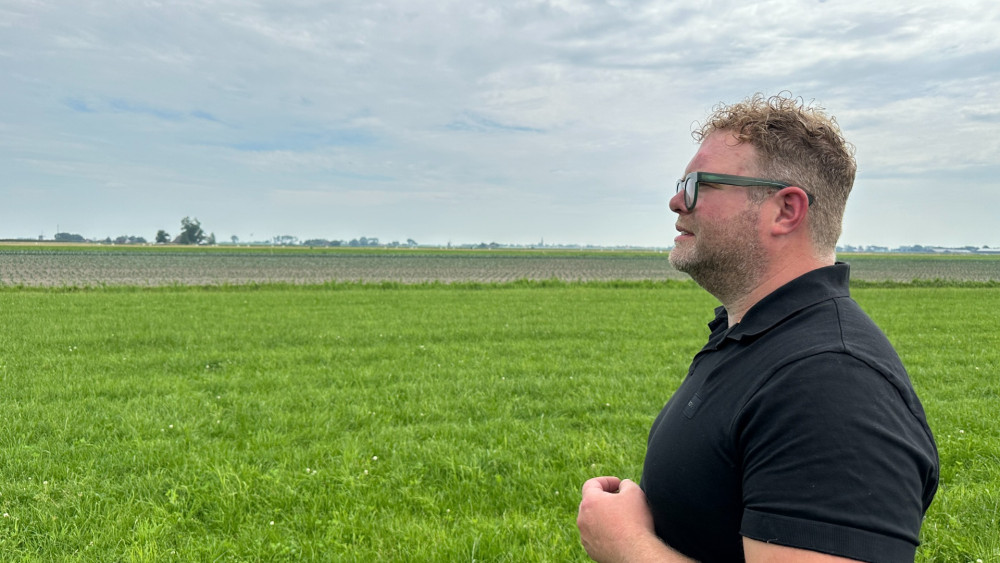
left=769, top=187, right=811, bottom=236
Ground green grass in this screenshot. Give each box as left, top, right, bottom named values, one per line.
left=0, top=283, right=996, bottom=561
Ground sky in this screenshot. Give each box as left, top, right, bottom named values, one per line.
left=3, top=0, right=999, bottom=248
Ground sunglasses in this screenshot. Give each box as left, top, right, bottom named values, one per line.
left=675, top=172, right=815, bottom=211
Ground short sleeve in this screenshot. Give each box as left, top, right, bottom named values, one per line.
left=736, top=352, right=938, bottom=563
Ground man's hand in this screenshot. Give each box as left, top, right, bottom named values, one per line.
left=577, top=476, right=694, bottom=562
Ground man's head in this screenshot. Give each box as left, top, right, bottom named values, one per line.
left=668, top=131, right=772, bottom=305
left=667, top=93, right=856, bottom=310
left=692, top=93, right=857, bottom=257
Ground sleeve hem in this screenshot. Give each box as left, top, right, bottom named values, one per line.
left=740, top=508, right=918, bottom=563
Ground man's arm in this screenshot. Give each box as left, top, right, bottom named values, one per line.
left=576, top=476, right=696, bottom=563
left=577, top=476, right=864, bottom=563
left=743, top=538, right=861, bottom=562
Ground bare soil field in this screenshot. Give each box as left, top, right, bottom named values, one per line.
left=1, top=245, right=997, bottom=286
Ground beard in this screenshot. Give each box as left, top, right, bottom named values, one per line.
left=669, top=206, right=769, bottom=306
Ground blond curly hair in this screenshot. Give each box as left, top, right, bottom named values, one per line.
left=694, top=93, right=857, bottom=255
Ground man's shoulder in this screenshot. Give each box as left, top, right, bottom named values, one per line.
left=826, top=295, right=905, bottom=371
left=739, top=294, right=910, bottom=396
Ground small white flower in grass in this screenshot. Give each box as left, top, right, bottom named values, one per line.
left=3, top=513, right=8, bottom=518
left=372, top=456, right=378, bottom=461
left=269, top=521, right=275, bottom=526
left=363, top=470, right=368, bottom=475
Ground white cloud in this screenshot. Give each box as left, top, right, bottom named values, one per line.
left=1, top=0, right=999, bottom=246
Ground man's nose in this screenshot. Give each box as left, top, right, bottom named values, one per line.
left=668, top=189, right=688, bottom=214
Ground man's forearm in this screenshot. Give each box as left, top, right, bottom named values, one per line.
left=614, top=533, right=698, bottom=563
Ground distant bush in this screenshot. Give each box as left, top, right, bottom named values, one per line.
left=113, top=235, right=148, bottom=244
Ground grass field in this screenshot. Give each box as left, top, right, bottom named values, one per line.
left=0, top=249, right=997, bottom=561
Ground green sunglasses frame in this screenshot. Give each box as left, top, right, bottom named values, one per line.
left=676, top=172, right=815, bottom=210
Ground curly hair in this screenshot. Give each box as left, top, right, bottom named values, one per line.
left=694, top=93, right=857, bottom=255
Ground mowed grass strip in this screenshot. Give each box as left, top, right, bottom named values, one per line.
left=0, top=284, right=996, bottom=561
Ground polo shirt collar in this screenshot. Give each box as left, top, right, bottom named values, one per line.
left=707, top=262, right=852, bottom=344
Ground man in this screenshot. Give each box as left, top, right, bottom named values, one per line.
left=577, top=93, right=939, bottom=562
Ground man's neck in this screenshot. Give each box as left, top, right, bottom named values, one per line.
left=723, top=257, right=832, bottom=327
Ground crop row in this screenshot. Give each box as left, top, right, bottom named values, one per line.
left=0, top=250, right=684, bottom=286
left=1, top=249, right=998, bottom=286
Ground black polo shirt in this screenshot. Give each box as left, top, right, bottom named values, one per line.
left=641, top=263, right=939, bottom=563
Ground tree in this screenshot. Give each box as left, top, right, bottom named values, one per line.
left=177, top=217, right=206, bottom=245
left=54, top=232, right=86, bottom=243
left=156, top=230, right=170, bottom=244
left=231, top=235, right=239, bottom=245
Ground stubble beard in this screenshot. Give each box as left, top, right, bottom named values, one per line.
left=668, top=207, right=769, bottom=306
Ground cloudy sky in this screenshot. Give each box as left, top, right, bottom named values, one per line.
left=3, top=0, right=999, bottom=247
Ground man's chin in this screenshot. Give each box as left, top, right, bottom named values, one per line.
left=668, top=251, right=695, bottom=273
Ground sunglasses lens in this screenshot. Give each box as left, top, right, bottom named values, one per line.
left=685, top=176, right=697, bottom=209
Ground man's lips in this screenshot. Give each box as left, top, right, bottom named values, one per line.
left=674, top=224, right=694, bottom=241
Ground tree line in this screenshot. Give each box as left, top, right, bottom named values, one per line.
left=52, top=217, right=418, bottom=248
left=55, top=217, right=213, bottom=245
